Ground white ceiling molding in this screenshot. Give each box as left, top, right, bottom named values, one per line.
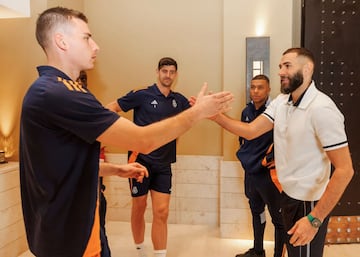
left=0, top=0, right=30, bottom=19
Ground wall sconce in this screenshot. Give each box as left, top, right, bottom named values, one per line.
left=0, top=149, right=6, bottom=163
left=0, top=135, right=15, bottom=159
left=0, top=114, right=16, bottom=160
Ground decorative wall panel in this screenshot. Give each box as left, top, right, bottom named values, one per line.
left=303, top=0, right=359, bottom=216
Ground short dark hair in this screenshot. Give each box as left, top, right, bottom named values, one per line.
left=158, top=57, right=177, bottom=71
left=252, top=74, right=269, bottom=84
left=36, top=7, right=88, bottom=50
left=282, top=47, right=315, bottom=65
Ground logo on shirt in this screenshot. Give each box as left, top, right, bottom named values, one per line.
left=172, top=99, right=178, bottom=108
left=151, top=100, right=158, bottom=108
left=132, top=186, right=139, bottom=195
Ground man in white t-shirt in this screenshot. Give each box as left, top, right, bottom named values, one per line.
left=213, top=47, right=354, bottom=257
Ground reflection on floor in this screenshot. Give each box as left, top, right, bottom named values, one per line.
left=18, top=221, right=358, bottom=257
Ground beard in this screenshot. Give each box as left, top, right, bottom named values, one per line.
left=281, top=71, right=303, bottom=94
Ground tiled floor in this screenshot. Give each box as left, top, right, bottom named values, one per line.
left=18, top=221, right=358, bottom=257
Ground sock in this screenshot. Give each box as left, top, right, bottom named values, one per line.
left=154, top=249, right=167, bottom=257
left=135, top=242, right=147, bottom=257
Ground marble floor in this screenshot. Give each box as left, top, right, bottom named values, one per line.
left=18, top=221, right=358, bottom=257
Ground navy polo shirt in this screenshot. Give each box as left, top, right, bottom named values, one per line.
left=20, top=66, right=119, bottom=257
left=118, top=84, right=190, bottom=164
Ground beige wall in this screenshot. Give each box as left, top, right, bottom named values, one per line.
left=222, top=0, right=298, bottom=160
left=0, top=0, right=300, bottom=161
left=84, top=0, right=225, bottom=155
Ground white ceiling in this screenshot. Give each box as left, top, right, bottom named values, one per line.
left=0, top=0, right=30, bottom=19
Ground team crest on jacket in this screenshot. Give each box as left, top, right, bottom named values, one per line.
left=172, top=99, right=177, bottom=108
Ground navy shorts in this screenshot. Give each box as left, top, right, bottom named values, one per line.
left=129, top=157, right=172, bottom=197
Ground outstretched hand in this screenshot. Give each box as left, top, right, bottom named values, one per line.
left=193, top=82, right=233, bottom=119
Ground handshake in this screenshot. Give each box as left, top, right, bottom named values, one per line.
left=188, top=82, right=234, bottom=120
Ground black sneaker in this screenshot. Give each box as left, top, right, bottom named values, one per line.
left=235, top=248, right=265, bottom=257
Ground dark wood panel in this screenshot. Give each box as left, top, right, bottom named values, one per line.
left=302, top=0, right=360, bottom=216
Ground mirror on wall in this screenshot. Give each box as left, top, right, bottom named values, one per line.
left=245, top=37, right=270, bottom=103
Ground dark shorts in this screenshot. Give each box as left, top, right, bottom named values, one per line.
left=129, top=157, right=172, bottom=197
left=280, top=192, right=330, bottom=257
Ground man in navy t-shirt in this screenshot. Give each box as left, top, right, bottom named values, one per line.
left=107, top=57, right=190, bottom=257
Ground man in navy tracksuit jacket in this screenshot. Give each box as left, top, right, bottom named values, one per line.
left=235, top=75, right=285, bottom=257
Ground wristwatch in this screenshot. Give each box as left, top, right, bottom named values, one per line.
left=307, top=213, right=322, bottom=228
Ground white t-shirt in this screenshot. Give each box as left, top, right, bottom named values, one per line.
left=263, top=81, right=348, bottom=201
